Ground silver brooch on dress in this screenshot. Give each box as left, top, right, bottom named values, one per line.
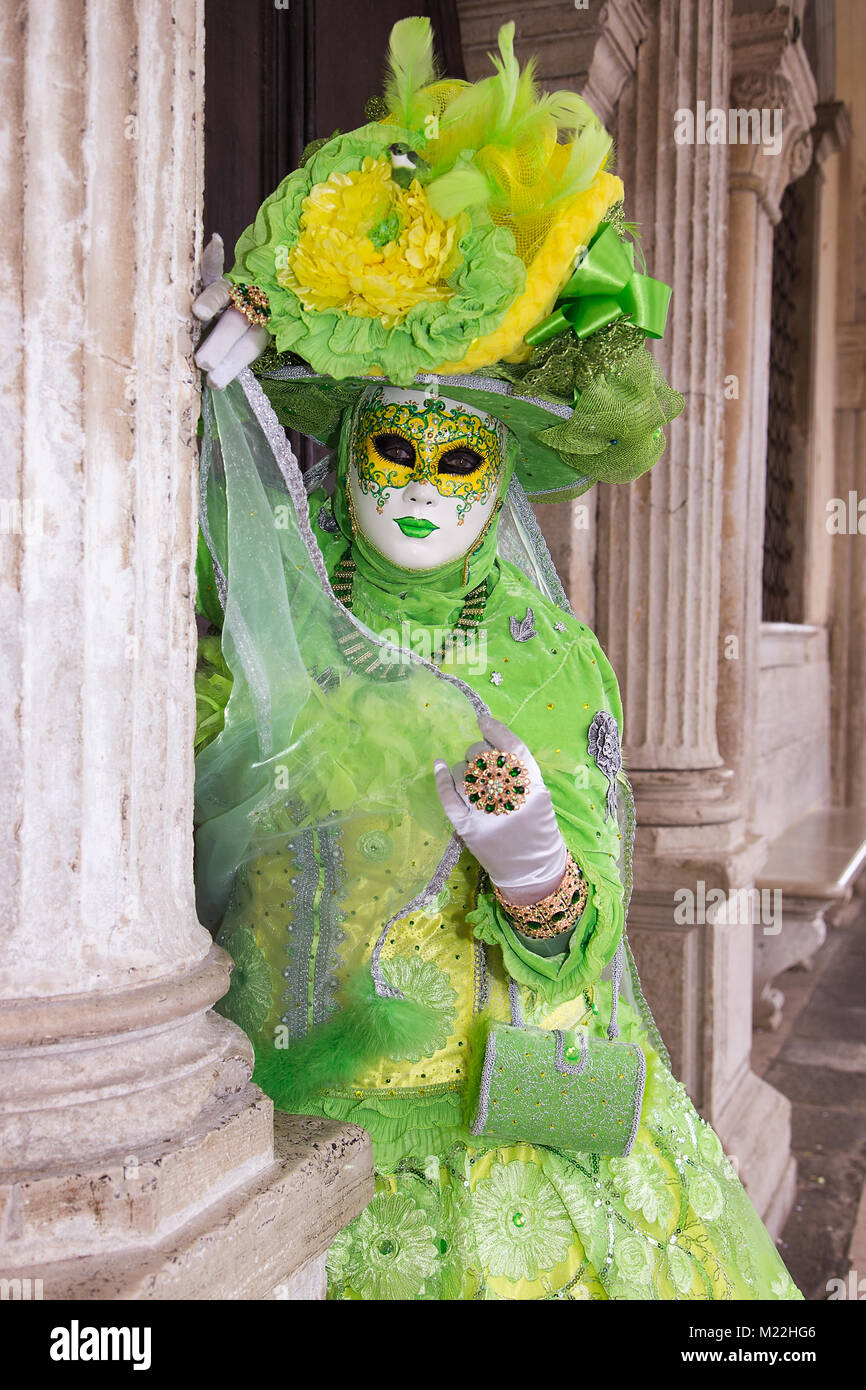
left=509, top=607, right=537, bottom=642
left=587, top=710, right=621, bottom=821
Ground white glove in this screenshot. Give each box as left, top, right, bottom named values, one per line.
left=192, top=235, right=270, bottom=389
left=433, top=714, right=568, bottom=907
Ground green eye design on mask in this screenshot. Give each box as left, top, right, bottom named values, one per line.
left=352, top=389, right=502, bottom=520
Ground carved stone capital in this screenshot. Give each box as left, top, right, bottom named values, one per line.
left=730, top=70, right=791, bottom=116
left=813, top=99, right=853, bottom=167
left=457, top=0, right=645, bottom=120
left=582, top=0, right=648, bottom=128
left=729, top=5, right=818, bottom=218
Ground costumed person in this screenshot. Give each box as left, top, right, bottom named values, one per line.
left=191, top=19, right=802, bottom=1301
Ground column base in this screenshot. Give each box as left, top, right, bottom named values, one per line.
left=0, top=944, right=374, bottom=1297
left=626, top=812, right=797, bottom=1241
left=1, top=1103, right=373, bottom=1300
left=714, top=1067, right=796, bottom=1239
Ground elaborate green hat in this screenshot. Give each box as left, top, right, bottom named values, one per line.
left=228, top=18, right=683, bottom=501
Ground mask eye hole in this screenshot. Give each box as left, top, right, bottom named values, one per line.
left=438, top=447, right=484, bottom=476
left=372, top=433, right=415, bottom=466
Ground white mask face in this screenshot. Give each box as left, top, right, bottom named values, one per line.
left=348, top=386, right=505, bottom=571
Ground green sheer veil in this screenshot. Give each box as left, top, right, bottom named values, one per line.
left=195, top=376, right=491, bottom=990
left=195, top=370, right=667, bottom=1076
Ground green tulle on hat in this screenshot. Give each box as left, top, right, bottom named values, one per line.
left=535, top=346, right=684, bottom=485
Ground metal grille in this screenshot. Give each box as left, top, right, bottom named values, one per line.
left=762, top=182, right=803, bottom=623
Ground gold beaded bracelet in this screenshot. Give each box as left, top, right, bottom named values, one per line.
left=493, top=853, right=589, bottom=939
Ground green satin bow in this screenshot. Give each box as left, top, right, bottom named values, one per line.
left=525, top=222, right=672, bottom=348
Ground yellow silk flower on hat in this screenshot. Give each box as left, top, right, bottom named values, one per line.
left=283, top=156, right=461, bottom=327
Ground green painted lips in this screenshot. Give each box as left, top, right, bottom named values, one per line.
left=395, top=516, right=440, bottom=538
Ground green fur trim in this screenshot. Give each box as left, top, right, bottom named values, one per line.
left=252, top=970, right=449, bottom=1112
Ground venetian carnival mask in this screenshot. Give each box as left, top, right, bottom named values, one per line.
left=348, top=386, right=505, bottom=571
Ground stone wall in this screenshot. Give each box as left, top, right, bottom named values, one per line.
left=756, top=627, right=832, bottom=842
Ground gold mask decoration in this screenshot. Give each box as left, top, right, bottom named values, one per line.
left=351, top=387, right=502, bottom=524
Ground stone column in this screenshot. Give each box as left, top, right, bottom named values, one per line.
left=832, top=342, right=866, bottom=808
left=718, top=6, right=818, bottom=820
left=717, top=10, right=825, bottom=1033
left=830, top=0, right=866, bottom=810
left=593, top=0, right=796, bottom=1232
left=0, top=0, right=371, bottom=1298
left=796, top=102, right=851, bottom=628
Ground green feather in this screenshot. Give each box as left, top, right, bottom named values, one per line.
left=252, top=968, right=447, bottom=1112
left=462, top=1011, right=494, bottom=1129
left=426, top=160, right=492, bottom=218
left=383, top=16, right=438, bottom=131
left=547, top=120, right=612, bottom=207
left=427, top=22, right=611, bottom=216
left=435, top=25, right=543, bottom=157
left=488, top=22, right=520, bottom=135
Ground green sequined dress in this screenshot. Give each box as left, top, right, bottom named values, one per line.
left=197, top=490, right=803, bottom=1303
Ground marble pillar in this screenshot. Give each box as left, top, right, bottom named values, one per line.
left=832, top=333, right=866, bottom=810
left=830, top=0, right=866, bottom=811
left=0, top=0, right=372, bottom=1298
left=719, top=5, right=818, bottom=820
left=719, top=8, right=825, bottom=1035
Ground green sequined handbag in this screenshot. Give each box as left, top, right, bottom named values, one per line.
left=469, top=969, right=646, bottom=1157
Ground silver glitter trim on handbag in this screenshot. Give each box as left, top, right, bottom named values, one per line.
left=469, top=1010, right=646, bottom=1157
